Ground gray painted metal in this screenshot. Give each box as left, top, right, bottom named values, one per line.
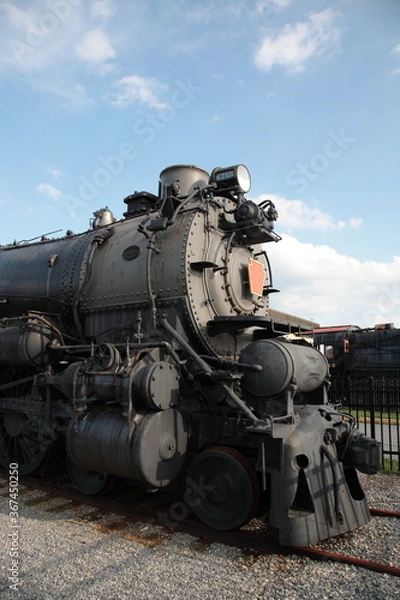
left=0, top=164, right=381, bottom=547
left=269, top=405, right=371, bottom=545
left=67, top=406, right=188, bottom=488
left=240, top=339, right=329, bottom=397
left=159, top=164, right=210, bottom=198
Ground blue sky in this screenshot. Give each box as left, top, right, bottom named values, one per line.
left=0, top=0, right=399, bottom=327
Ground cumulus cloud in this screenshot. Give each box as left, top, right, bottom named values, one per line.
left=35, top=183, right=62, bottom=199
left=255, top=194, right=362, bottom=231
left=0, top=3, right=116, bottom=83
left=75, top=29, right=116, bottom=64
left=267, top=234, right=400, bottom=327
left=110, top=75, right=168, bottom=109
left=254, top=9, right=341, bottom=73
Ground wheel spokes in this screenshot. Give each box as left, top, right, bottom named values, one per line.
left=0, top=413, right=52, bottom=475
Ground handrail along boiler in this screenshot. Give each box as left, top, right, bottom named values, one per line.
left=0, top=164, right=380, bottom=545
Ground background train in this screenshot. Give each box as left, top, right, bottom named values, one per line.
left=310, top=323, right=400, bottom=379
left=0, top=163, right=380, bottom=546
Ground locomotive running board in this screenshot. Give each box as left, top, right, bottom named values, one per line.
left=207, top=312, right=319, bottom=337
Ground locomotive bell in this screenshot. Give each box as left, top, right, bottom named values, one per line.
left=92, top=207, right=115, bottom=228
left=159, top=164, right=210, bottom=199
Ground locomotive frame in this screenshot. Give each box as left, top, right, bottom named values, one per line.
left=0, top=164, right=380, bottom=546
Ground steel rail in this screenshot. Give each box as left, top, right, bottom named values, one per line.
left=1, top=472, right=399, bottom=578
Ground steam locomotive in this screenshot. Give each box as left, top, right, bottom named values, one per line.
left=311, top=324, right=400, bottom=379
left=0, top=164, right=380, bottom=545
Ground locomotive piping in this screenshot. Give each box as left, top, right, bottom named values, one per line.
left=160, top=315, right=262, bottom=424
left=167, top=184, right=213, bottom=226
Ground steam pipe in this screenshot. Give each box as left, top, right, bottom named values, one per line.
left=159, top=316, right=261, bottom=424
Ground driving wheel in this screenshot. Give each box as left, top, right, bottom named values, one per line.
left=185, top=445, right=260, bottom=530
left=67, top=458, right=115, bottom=496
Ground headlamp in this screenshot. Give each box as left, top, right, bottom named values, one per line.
left=209, top=164, right=251, bottom=194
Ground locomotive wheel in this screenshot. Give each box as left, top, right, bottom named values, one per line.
left=67, top=458, right=115, bottom=496
left=0, top=412, right=53, bottom=475
left=185, top=445, right=260, bottom=530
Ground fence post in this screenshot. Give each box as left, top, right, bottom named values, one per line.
left=368, top=376, right=376, bottom=440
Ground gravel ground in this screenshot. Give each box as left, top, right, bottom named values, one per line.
left=0, top=472, right=399, bottom=600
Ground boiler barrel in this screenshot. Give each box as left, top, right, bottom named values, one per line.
left=0, top=231, right=98, bottom=336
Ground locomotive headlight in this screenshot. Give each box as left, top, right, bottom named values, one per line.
left=210, top=164, right=251, bottom=194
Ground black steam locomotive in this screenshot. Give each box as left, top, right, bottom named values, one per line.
left=0, top=164, right=380, bottom=545
left=311, top=324, right=400, bottom=379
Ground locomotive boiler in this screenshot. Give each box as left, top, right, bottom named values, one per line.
left=0, top=164, right=381, bottom=545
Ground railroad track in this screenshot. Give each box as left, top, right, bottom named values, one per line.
left=1, top=471, right=399, bottom=578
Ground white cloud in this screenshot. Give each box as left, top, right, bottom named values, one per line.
left=162, top=0, right=247, bottom=25
left=0, top=3, right=34, bottom=29
left=47, top=166, right=64, bottom=179
left=75, top=29, right=116, bottom=64
left=110, top=75, right=168, bottom=109
left=256, top=194, right=362, bottom=231
left=349, top=217, right=363, bottom=228
left=267, top=234, right=400, bottom=327
left=90, top=0, right=116, bottom=21
left=0, top=1, right=85, bottom=73
left=0, top=3, right=118, bottom=104
left=391, top=43, right=400, bottom=55
left=254, top=9, right=341, bottom=74
left=255, top=0, right=293, bottom=13
left=35, top=183, right=62, bottom=199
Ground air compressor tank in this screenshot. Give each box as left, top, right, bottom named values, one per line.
left=240, top=339, right=329, bottom=397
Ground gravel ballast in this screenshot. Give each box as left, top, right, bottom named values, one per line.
left=1, top=472, right=399, bottom=600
